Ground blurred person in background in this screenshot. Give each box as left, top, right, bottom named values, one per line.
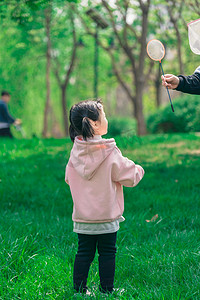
left=0, top=91, right=21, bottom=138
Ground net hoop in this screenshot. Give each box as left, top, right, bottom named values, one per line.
left=146, top=39, right=165, bottom=61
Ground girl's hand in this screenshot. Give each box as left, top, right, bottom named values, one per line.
left=14, top=119, right=22, bottom=125
left=161, top=74, right=180, bottom=89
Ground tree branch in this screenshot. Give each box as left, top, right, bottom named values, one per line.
left=52, top=57, right=62, bottom=87
left=101, top=0, right=124, bottom=48
left=102, top=1, right=138, bottom=75
left=70, top=2, right=96, bottom=37
left=107, top=49, right=134, bottom=101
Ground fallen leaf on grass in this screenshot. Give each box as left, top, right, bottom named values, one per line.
left=146, top=214, right=158, bottom=223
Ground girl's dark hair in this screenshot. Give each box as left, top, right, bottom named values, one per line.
left=69, top=98, right=103, bottom=143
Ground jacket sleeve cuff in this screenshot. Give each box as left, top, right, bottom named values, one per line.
left=175, top=76, right=184, bottom=91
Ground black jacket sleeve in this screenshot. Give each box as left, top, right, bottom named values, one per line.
left=175, top=67, right=200, bottom=95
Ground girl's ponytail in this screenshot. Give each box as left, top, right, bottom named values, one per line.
left=82, top=117, right=95, bottom=141
left=69, top=124, right=78, bottom=143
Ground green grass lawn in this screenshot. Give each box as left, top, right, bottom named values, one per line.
left=0, top=133, right=200, bottom=299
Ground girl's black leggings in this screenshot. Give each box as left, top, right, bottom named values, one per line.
left=73, top=232, right=117, bottom=293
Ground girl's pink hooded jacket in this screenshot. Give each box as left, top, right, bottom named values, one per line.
left=65, top=135, right=144, bottom=223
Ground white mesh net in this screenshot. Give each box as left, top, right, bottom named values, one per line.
left=188, top=19, right=200, bottom=55
left=147, top=39, right=165, bottom=61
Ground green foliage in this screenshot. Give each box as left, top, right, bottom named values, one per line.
left=104, top=117, right=137, bottom=138
left=0, top=0, right=199, bottom=138
left=146, top=95, right=200, bottom=134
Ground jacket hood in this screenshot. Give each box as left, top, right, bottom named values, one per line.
left=70, top=135, right=116, bottom=180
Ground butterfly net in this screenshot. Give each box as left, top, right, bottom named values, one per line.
left=188, top=18, right=200, bottom=55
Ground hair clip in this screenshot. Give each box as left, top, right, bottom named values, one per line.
left=96, top=102, right=102, bottom=110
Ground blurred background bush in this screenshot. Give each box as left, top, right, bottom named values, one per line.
left=146, top=95, right=200, bottom=134
left=105, top=117, right=137, bottom=138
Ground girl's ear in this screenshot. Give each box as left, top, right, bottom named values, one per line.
left=89, top=118, right=98, bottom=128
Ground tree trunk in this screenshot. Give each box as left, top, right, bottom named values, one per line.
left=52, top=13, right=77, bottom=137
left=42, top=7, right=52, bottom=138
left=134, top=80, right=147, bottom=135
left=134, top=5, right=149, bottom=136
left=61, top=86, right=69, bottom=136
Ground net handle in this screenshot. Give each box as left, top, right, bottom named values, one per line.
left=159, top=60, right=174, bottom=113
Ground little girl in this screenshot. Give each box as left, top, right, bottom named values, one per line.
left=65, top=99, right=144, bottom=294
